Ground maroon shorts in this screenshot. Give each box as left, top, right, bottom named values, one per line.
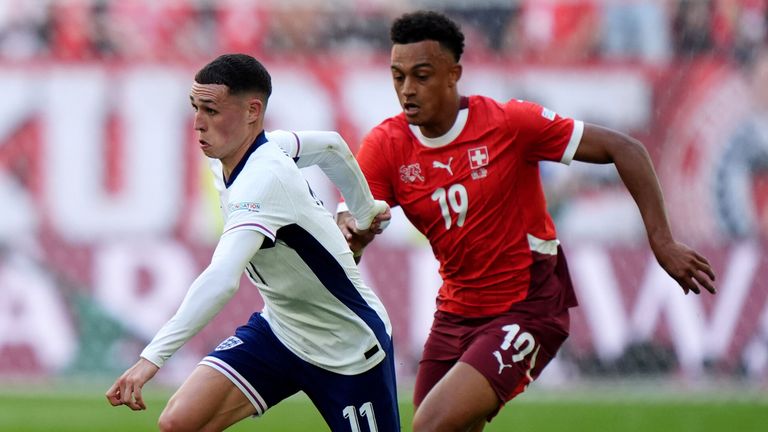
left=413, top=307, right=570, bottom=409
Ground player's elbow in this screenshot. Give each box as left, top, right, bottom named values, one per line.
left=325, top=131, right=351, bottom=153
left=617, top=134, right=651, bottom=164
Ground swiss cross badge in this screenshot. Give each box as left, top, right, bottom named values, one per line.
left=468, top=146, right=489, bottom=170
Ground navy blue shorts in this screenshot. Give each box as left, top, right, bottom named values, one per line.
left=202, top=312, right=400, bottom=431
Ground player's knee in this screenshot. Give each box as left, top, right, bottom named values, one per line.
left=411, top=411, right=431, bottom=432
left=413, top=408, right=484, bottom=432
left=157, top=407, right=195, bottom=432
left=412, top=410, right=452, bottom=432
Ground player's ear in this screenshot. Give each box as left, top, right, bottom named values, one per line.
left=449, top=63, right=462, bottom=87
left=247, top=96, right=263, bottom=123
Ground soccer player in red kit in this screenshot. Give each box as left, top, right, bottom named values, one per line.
left=337, top=10, right=718, bottom=432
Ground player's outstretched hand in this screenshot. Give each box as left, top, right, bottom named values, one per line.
left=653, top=240, right=716, bottom=295
left=106, top=358, right=159, bottom=411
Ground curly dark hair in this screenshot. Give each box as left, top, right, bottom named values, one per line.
left=390, top=10, right=465, bottom=62
left=195, top=53, right=272, bottom=100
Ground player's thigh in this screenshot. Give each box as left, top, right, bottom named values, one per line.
left=414, top=358, right=455, bottom=408
left=412, top=361, right=498, bottom=432
left=304, top=343, right=400, bottom=432
left=160, top=364, right=255, bottom=432
left=205, top=313, right=303, bottom=406
left=413, top=313, right=466, bottom=407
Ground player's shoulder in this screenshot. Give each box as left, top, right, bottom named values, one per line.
left=467, top=94, right=532, bottom=120
left=229, top=154, right=293, bottom=199
left=265, top=129, right=294, bottom=148
left=237, top=143, right=296, bottom=183
left=473, top=95, right=541, bottom=114
left=478, top=96, right=560, bottom=129
left=365, top=114, right=410, bottom=144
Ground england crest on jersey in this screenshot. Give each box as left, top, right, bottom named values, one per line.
left=215, top=336, right=244, bottom=351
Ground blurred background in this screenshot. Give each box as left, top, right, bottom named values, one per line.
left=1, top=0, right=767, bottom=429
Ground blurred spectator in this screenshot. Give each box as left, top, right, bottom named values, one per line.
left=91, top=0, right=118, bottom=59
left=322, top=9, right=393, bottom=54
left=215, top=0, right=268, bottom=56
left=0, top=0, right=47, bottom=60
left=0, top=0, right=763, bottom=64
left=264, top=0, right=330, bottom=55
left=47, top=0, right=94, bottom=60
left=716, top=0, right=768, bottom=64
left=714, top=47, right=768, bottom=237
left=73, top=0, right=211, bottom=61
left=414, top=0, right=522, bottom=55
left=516, top=0, right=601, bottom=63
left=601, top=0, right=672, bottom=64
left=672, top=0, right=716, bottom=57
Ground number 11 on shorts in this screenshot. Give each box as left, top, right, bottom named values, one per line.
left=343, top=402, right=378, bottom=432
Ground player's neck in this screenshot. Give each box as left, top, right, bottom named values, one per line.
left=419, top=95, right=462, bottom=138
left=221, top=129, right=264, bottom=181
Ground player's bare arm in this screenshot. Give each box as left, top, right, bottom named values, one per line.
left=105, top=357, right=159, bottom=411
left=574, top=123, right=716, bottom=295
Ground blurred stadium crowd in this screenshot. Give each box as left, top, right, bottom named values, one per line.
left=2, top=0, right=768, bottom=388
left=0, top=0, right=764, bottom=65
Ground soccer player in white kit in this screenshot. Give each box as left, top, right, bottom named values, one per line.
left=106, top=54, right=399, bottom=432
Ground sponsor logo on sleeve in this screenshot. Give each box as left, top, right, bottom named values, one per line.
left=541, top=107, right=556, bottom=121
left=228, top=202, right=261, bottom=212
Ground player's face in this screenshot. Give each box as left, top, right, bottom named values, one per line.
left=190, top=83, right=258, bottom=168
left=391, top=40, right=462, bottom=137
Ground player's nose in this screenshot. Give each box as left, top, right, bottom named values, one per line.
left=193, top=112, right=206, bottom=131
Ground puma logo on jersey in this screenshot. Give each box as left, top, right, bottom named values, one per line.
left=493, top=350, right=514, bottom=375
left=432, top=157, right=454, bottom=175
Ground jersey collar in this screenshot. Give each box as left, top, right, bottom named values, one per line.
left=224, top=130, right=268, bottom=188
left=409, top=96, right=469, bottom=148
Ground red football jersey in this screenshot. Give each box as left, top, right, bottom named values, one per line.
left=357, top=95, right=583, bottom=317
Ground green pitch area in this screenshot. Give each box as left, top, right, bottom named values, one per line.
left=1, top=388, right=766, bottom=431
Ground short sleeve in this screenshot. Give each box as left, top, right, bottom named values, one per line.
left=505, top=100, right=583, bottom=165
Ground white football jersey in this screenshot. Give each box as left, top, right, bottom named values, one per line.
left=209, top=131, right=392, bottom=375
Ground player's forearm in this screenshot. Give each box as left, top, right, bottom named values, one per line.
left=140, top=263, right=240, bottom=367
left=575, top=124, right=675, bottom=249
left=140, top=231, right=263, bottom=367
left=612, top=138, right=675, bottom=250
